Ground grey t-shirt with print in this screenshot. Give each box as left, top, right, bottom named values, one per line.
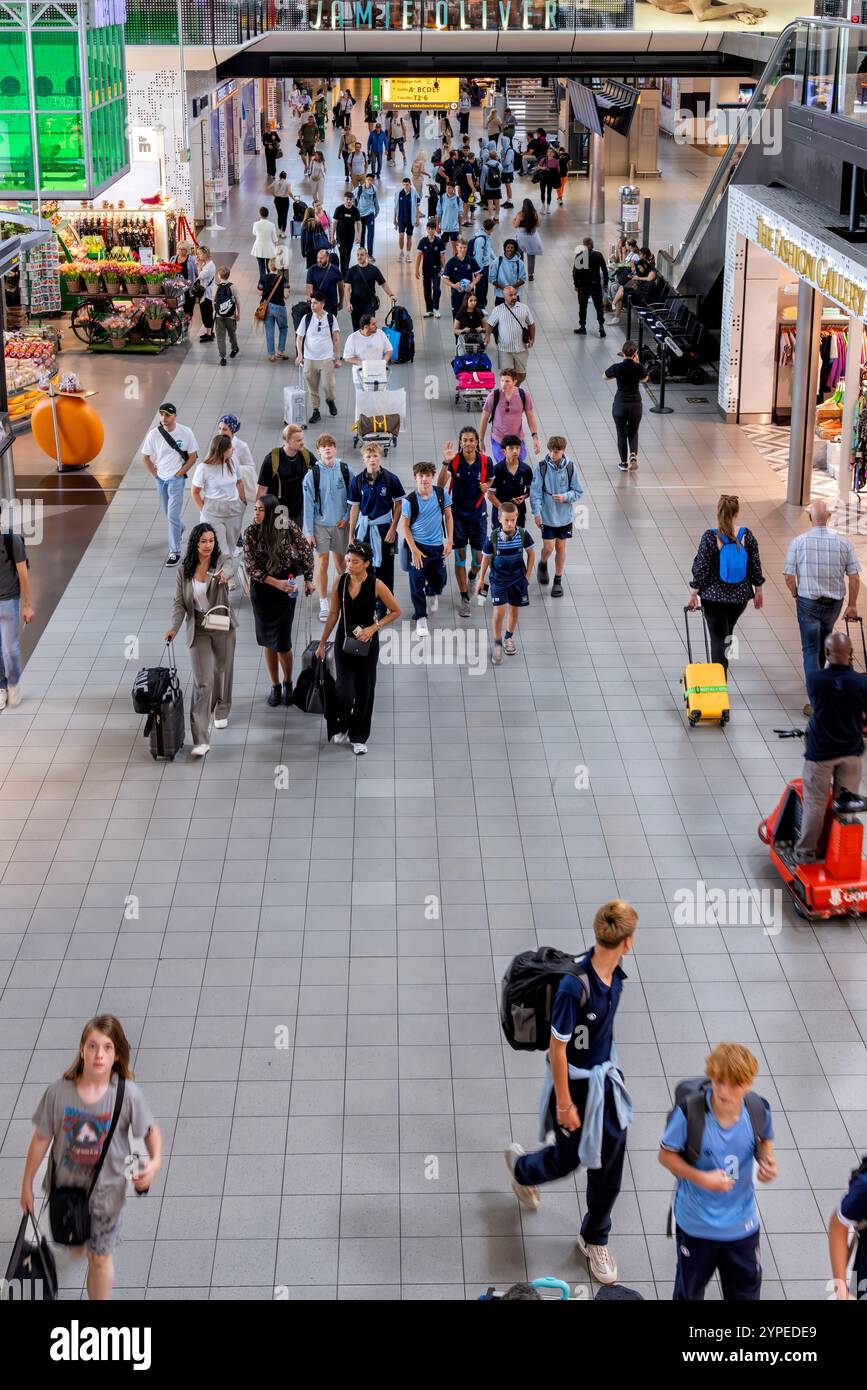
left=32, top=1075, right=154, bottom=1222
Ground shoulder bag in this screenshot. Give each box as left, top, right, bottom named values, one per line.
left=202, top=603, right=231, bottom=632
left=341, top=574, right=373, bottom=656
left=158, top=424, right=189, bottom=463
left=506, top=300, right=532, bottom=347
left=255, top=273, right=283, bottom=323
left=49, top=1074, right=126, bottom=1246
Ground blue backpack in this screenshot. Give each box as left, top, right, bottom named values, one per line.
left=716, top=527, right=748, bottom=584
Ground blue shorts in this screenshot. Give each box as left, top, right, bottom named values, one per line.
left=397, top=220, right=414, bottom=235
left=541, top=523, right=573, bottom=541
left=490, top=576, right=529, bottom=608
left=452, top=510, right=487, bottom=553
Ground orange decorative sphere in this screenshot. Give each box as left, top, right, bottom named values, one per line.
left=31, top=395, right=104, bottom=468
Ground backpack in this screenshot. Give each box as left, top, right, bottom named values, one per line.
left=489, top=525, right=530, bottom=559
left=271, top=445, right=313, bottom=479
left=491, top=386, right=526, bottom=419
left=500, top=947, right=590, bottom=1052
left=214, top=281, right=236, bottom=317
left=716, top=527, right=749, bottom=584
left=448, top=451, right=491, bottom=508
left=539, top=458, right=575, bottom=492
left=312, top=460, right=351, bottom=510
left=299, top=311, right=336, bottom=358
left=384, top=303, right=415, bottom=364
left=293, top=198, right=309, bottom=222
left=407, top=486, right=446, bottom=526
left=484, top=161, right=501, bottom=193
left=664, top=1078, right=767, bottom=1237
left=132, top=654, right=182, bottom=738
left=468, top=233, right=488, bottom=268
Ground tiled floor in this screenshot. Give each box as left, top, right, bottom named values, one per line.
left=1, top=95, right=866, bottom=1302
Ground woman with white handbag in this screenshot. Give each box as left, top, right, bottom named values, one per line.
left=190, top=433, right=248, bottom=587
left=165, top=524, right=237, bottom=757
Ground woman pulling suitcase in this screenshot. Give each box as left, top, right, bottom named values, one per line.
left=688, top=494, right=765, bottom=672
left=165, top=523, right=237, bottom=758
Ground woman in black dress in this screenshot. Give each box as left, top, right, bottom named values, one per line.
left=243, top=494, right=313, bottom=707
left=316, top=541, right=400, bottom=755
left=603, top=340, right=649, bottom=472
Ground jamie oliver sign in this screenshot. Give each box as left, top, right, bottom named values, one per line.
left=309, top=1, right=564, bottom=27
left=755, top=215, right=867, bottom=318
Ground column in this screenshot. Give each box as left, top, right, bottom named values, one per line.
left=837, top=315, right=863, bottom=509
left=787, top=280, right=822, bottom=506
left=589, top=132, right=605, bottom=225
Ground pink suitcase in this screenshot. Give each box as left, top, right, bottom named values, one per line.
left=457, top=370, right=495, bottom=392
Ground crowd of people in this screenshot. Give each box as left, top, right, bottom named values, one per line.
left=7, top=81, right=867, bottom=1309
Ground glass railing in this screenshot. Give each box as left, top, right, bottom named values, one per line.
left=661, top=17, right=867, bottom=286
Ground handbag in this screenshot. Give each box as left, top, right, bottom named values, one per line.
left=341, top=576, right=372, bottom=656
left=49, top=1074, right=125, bottom=1246
left=505, top=300, right=531, bottom=347
left=254, top=272, right=283, bottom=323
left=189, top=279, right=206, bottom=301
left=202, top=604, right=231, bottom=632
left=4, top=1209, right=58, bottom=1300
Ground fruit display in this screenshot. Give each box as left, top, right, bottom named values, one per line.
left=5, top=331, right=59, bottom=427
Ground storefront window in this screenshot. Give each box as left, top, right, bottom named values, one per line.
left=0, top=111, right=34, bottom=191
left=32, top=31, right=82, bottom=112
left=803, top=25, right=838, bottom=112
left=838, top=27, right=867, bottom=124
left=37, top=111, right=86, bottom=191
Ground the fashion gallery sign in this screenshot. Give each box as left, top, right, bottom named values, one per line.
left=754, top=214, right=867, bottom=318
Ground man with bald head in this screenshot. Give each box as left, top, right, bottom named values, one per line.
left=784, top=499, right=860, bottom=716
left=795, top=629, right=867, bottom=862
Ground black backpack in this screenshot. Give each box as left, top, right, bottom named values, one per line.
left=292, top=299, right=312, bottom=332
left=538, top=458, right=575, bottom=492
left=385, top=303, right=415, bottom=364
left=485, top=161, right=502, bottom=193
left=214, top=281, right=236, bottom=317
left=293, top=197, right=309, bottom=221
left=500, top=947, right=589, bottom=1052
left=312, top=460, right=351, bottom=508
left=132, top=645, right=182, bottom=736
left=664, top=1078, right=767, bottom=1236
left=489, top=526, right=531, bottom=559
left=407, top=486, right=445, bottom=525
left=490, top=386, right=527, bottom=419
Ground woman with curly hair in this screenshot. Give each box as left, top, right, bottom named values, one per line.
left=165, top=522, right=236, bottom=756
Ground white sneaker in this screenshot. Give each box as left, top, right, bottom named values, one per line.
left=428, top=594, right=439, bottom=613
left=0, top=689, right=6, bottom=711
left=352, top=742, right=368, bottom=755
left=577, top=1234, right=619, bottom=1284
left=504, top=1142, right=540, bottom=1211
left=423, top=310, right=433, bottom=318
left=416, top=617, right=429, bottom=636
left=332, top=732, right=350, bottom=745
left=191, top=743, right=210, bottom=757
left=432, top=309, right=441, bottom=318
left=6, top=684, right=20, bottom=708
left=319, top=599, right=329, bottom=621
left=213, top=718, right=228, bottom=729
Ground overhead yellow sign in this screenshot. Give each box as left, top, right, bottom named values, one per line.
left=380, top=77, right=460, bottom=109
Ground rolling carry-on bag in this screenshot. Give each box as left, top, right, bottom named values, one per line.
left=682, top=605, right=729, bottom=727
left=134, top=640, right=185, bottom=759
left=283, top=365, right=308, bottom=426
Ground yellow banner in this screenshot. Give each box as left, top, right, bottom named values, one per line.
left=381, top=77, right=460, bottom=108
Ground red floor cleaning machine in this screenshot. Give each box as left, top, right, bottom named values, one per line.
left=758, top=730, right=867, bottom=920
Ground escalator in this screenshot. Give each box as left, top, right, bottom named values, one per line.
left=657, top=18, right=843, bottom=329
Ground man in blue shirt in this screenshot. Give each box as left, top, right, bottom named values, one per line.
left=354, top=175, right=380, bottom=256
left=302, top=432, right=351, bottom=621
left=367, top=122, right=387, bottom=178
left=489, top=239, right=526, bottom=305
left=414, top=220, right=447, bottom=319
left=529, top=435, right=583, bottom=599
left=505, top=900, right=637, bottom=1287
left=659, top=1044, right=777, bottom=1301
left=400, top=460, right=453, bottom=635
left=795, top=628, right=867, bottom=861
left=436, top=428, right=492, bottom=617
left=467, top=220, right=497, bottom=310
left=437, top=182, right=463, bottom=251
left=347, top=441, right=404, bottom=601
left=442, top=240, right=480, bottom=320
left=475, top=501, right=534, bottom=665
left=393, top=178, right=420, bottom=263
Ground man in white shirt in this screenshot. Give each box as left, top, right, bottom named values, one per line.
left=343, top=313, right=393, bottom=387
left=783, top=498, right=861, bottom=713
left=296, top=292, right=343, bottom=425
left=484, top=284, right=535, bottom=384
left=140, top=402, right=200, bottom=566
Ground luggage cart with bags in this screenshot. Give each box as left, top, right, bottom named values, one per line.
left=452, top=331, right=495, bottom=408
left=352, top=382, right=406, bottom=457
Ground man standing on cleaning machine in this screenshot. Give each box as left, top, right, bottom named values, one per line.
left=795, top=629, right=867, bottom=863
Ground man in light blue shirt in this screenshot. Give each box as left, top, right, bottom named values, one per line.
left=468, top=220, right=497, bottom=310
left=489, top=239, right=526, bottom=305
left=500, top=136, right=515, bottom=208
left=354, top=175, right=380, bottom=256
left=367, top=122, right=387, bottom=178
left=437, top=183, right=462, bottom=251
left=529, top=436, right=582, bottom=598
left=659, top=1044, right=777, bottom=1301
left=302, top=434, right=351, bottom=620
left=400, top=461, right=453, bottom=634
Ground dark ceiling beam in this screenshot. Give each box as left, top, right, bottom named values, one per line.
left=217, top=49, right=755, bottom=80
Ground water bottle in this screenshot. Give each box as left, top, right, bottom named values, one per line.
left=476, top=582, right=488, bottom=607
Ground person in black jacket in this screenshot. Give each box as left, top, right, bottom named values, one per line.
left=688, top=493, right=765, bottom=672
left=573, top=237, right=609, bottom=338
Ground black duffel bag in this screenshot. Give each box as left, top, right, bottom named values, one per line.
left=4, top=1209, right=58, bottom=1300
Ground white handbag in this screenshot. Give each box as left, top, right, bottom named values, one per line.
left=201, top=604, right=231, bottom=632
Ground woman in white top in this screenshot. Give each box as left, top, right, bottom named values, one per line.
left=190, top=434, right=247, bottom=583
left=272, top=173, right=295, bottom=239
left=215, top=414, right=258, bottom=532
left=308, top=151, right=327, bottom=204
left=252, top=207, right=280, bottom=281
left=193, top=245, right=217, bottom=342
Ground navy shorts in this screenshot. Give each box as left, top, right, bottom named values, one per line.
left=452, top=510, right=487, bottom=553
left=541, top=523, right=573, bottom=541
left=397, top=220, right=414, bottom=235
left=490, top=576, right=529, bottom=608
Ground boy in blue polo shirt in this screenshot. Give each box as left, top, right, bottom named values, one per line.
left=528, top=434, right=582, bottom=599
left=505, top=899, right=637, bottom=1286
left=437, top=428, right=492, bottom=618
left=400, top=460, right=453, bottom=636
left=829, top=1154, right=867, bottom=1300
left=659, top=1043, right=777, bottom=1302
left=476, top=501, right=534, bottom=666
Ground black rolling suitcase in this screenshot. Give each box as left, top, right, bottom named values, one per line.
left=133, top=640, right=185, bottom=761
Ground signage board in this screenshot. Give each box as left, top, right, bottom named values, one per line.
left=371, top=77, right=460, bottom=110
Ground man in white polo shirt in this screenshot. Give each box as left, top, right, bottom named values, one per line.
left=140, top=402, right=200, bottom=567
left=296, top=293, right=343, bottom=425
left=342, top=312, right=393, bottom=387
left=484, top=283, right=535, bottom=385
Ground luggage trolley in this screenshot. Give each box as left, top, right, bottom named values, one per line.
left=352, top=362, right=406, bottom=457
left=452, top=330, right=495, bottom=409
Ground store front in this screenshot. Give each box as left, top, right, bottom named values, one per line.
left=720, top=184, right=867, bottom=507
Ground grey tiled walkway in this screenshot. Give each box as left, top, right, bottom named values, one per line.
left=1, top=99, right=866, bottom=1300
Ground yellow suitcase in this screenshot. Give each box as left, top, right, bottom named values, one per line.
left=683, top=606, right=730, bottom=727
